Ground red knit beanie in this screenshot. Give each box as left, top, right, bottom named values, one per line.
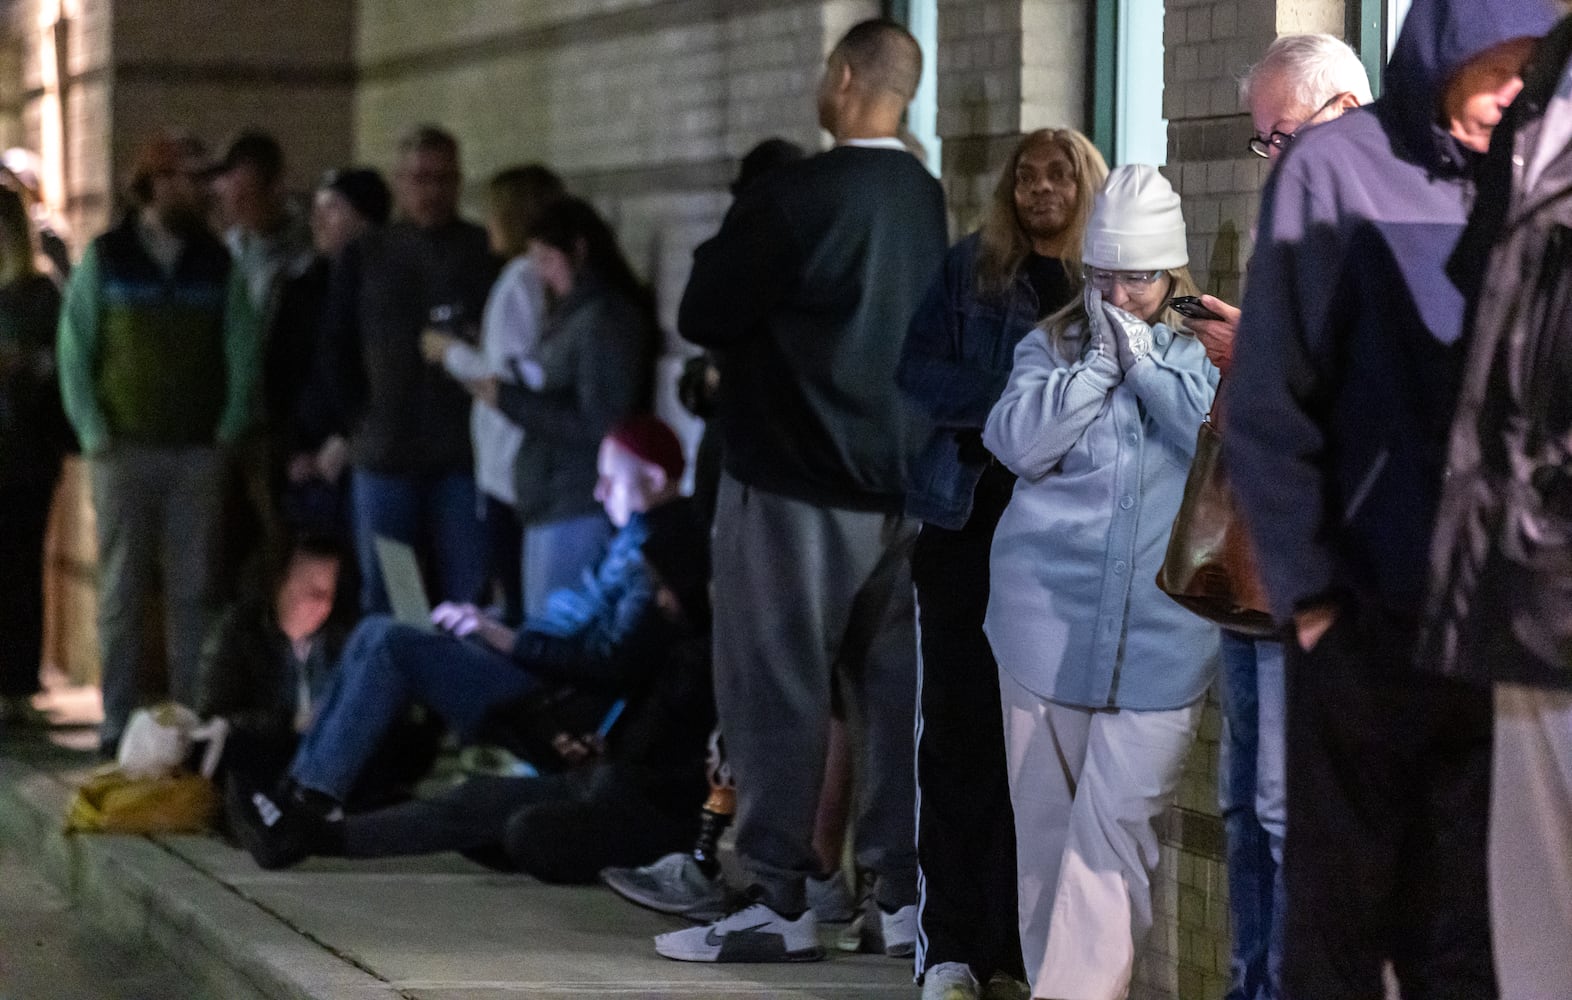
left=606, top=415, right=685, bottom=482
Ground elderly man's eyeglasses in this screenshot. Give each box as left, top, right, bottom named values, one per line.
left=1082, top=266, right=1166, bottom=292
left=1247, top=94, right=1344, bottom=159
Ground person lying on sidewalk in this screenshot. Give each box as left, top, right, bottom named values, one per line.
left=226, top=415, right=708, bottom=869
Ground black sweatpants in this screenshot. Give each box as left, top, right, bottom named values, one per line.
left=342, top=764, right=697, bottom=884
left=1282, top=605, right=1494, bottom=1000
left=912, top=468, right=1024, bottom=982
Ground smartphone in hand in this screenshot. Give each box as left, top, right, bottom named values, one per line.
left=1169, top=295, right=1223, bottom=322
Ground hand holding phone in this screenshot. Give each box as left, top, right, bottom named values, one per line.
left=1169, top=295, right=1223, bottom=322
left=1171, top=294, right=1240, bottom=374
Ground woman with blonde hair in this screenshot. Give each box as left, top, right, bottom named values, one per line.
left=983, top=164, right=1218, bottom=999
left=897, top=126, right=1105, bottom=1000
left=0, top=183, right=65, bottom=725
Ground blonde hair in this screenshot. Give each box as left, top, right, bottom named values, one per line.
left=976, top=128, right=1108, bottom=299
left=1044, top=266, right=1201, bottom=356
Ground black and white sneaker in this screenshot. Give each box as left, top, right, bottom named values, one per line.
left=223, top=775, right=338, bottom=870
left=654, top=900, right=824, bottom=963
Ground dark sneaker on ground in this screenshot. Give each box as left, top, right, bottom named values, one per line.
left=806, top=869, right=856, bottom=923
left=601, top=852, right=728, bottom=921
left=836, top=897, right=917, bottom=957
left=654, top=900, right=824, bottom=963
left=223, top=775, right=336, bottom=870
left=981, top=972, right=1031, bottom=1000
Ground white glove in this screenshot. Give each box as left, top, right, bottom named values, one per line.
left=1102, top=301, right=1154, bottom=372
left=430, top=601, right=485, bottom=637
left=1082, top=287, right=1113, bottom=362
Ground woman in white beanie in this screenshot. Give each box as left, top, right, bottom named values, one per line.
left=982, top=164, right=1220, bottom=1000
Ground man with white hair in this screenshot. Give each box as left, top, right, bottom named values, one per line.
left=1180, top=32, right=1369, bottom=1000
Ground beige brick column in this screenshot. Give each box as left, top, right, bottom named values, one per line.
left=937, top=0, right=1088, bottom=234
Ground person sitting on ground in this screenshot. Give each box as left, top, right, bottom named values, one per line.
left=226, top=415, right=708, bottom=869
left=234, top=621, right=715, bottom=883
left=194, top=534, right=346, bottom=783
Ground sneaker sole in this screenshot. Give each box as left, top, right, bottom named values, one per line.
left=600, top=872, right=725, bottom=920
left=657, top=933, right=827, bottom=964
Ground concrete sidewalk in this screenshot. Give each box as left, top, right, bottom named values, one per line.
left=0, top=727, right=915, bottom=1000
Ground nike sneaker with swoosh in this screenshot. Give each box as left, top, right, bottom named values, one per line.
left=654, top=901, right=824, bottom=963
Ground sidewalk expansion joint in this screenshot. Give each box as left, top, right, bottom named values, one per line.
left=150, top=837, right=415, bottom=999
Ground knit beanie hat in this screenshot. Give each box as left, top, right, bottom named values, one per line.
left=606, top=415, right=685, bottom=483
left=1082, top=164, right=1188, bottom=271
left=320, top=167, right=392, bottom=226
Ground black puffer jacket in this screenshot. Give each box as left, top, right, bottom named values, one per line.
left=1427, top=15, right=1572, bottom=690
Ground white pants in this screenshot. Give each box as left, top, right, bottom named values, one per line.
left=1491, top=682, right=1572, bottom=1000
left=999, top=668, right=1201, bottom=1000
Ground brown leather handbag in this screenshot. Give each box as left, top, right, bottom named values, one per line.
left=1156, top=385, right=1276, bottom=636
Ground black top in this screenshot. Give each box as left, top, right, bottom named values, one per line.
left=322, top=219, right=501, bottom=475
left=678, top=145, right=949, bottom=512
left=267, top=256, right=332, bottom=453
left=0, top=272, right=66, bottom=481
left=1023, top=254, right=1072, bottom=322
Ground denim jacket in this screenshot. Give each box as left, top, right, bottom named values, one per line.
left=898, top=233, right=1057, bottom=529
left=509, top=498, right=708, bottom=689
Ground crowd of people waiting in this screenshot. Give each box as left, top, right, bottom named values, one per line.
left=0, top=2, right=1569, bottom=998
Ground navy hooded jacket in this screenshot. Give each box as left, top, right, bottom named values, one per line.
left=1226, top=0, right=1560, bottom=624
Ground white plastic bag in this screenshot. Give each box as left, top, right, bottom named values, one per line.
left=116, top=703, right=229, bottom=780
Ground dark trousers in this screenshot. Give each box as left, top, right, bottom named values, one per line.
left=1282, top=606, right=1494, bottom=1000
left=342, top=764, right=697, bottom=883
left=912, top=469, right=1023, bottom=982
left=481, top=495, right=523, bottom=624
left=0, top=470, right=58, bottom=697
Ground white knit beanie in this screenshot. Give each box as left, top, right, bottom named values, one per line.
left=1081, top=164, right=1188, bottom=271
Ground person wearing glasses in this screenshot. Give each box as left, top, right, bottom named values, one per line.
left=981, top=165, right=1218, bottom=1000
left=1226, top=1, right=1559, bottom=996
left=1177, top=33, right=1369, bottom=1000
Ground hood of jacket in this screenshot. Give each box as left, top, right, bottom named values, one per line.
left=1382, top=0, right=1560, bottom=174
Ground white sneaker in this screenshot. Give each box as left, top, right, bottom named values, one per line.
left=655, top=901, right=825, bottom=963
left=923, top=962, right=981, bottom=1000
left=836, top=898, right=917, bottom=957
left=806, top=869, right=856, bottom=923
left=601, top=852, right=727, bottom=921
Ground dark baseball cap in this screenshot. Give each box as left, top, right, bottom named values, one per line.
left=212, top=129, right=285, bottom=185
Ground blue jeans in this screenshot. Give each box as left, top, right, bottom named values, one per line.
left=290, top=615, right=537, bottom=801
left=522, top=512, right=611, bottom=618
left=1218, top=631, right=1287, bottom=1000
left=351, top=468, right=487, bottom=614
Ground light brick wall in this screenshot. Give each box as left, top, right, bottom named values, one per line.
left=355, top=0, right=878, bottom=352
left=938, top=0, right=1087, bottom=233
left=6, top=0, right=355, bottom=249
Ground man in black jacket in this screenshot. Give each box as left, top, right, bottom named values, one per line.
left=1427, top=15, right=1572, bottom=998
left=320, top=125, right=499, bottom=614
left=658, top=18, right=947, bottom=965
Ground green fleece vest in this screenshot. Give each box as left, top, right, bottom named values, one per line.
left=95, top=220, right=230, bottom=445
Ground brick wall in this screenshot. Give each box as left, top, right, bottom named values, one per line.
left=938, top=0, right=1087, bottom=232
left=355, top=0, right=878, bottom=350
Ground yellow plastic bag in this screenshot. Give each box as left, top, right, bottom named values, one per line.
left=65, top=765, right=218, bottom=834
